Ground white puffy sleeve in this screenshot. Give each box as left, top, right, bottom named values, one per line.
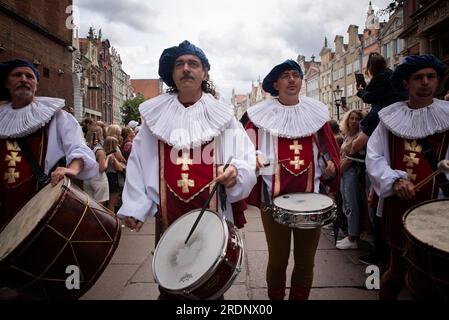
left=46, top=110, right=98, bottom=180
left=117, top=123, right=160, bottom=223
left=366, top=122, right=408, bottom=198
left=221, top=118, right=257, bottom=202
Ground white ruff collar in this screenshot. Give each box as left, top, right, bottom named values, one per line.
left=379, top=99, right=449, bottom=139
left=247, top=96, right=330, bottom=138
left=0, top=97, right=65, bottom=139
left=139, top=93, right=234, bottom=149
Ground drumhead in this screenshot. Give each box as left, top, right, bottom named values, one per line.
left=153, top=210, right=226, bottom=291
left=273, top=192, right=334, bottom=212
left=0, top=179, right=66, bottom=260
left=404, top=200, right=449, bottom=253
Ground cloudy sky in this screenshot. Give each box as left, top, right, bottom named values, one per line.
left=73, top=0, right=394, bottom=101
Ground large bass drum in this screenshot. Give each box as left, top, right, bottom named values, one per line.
left=0, top=178, right=121, bottom=299
left=403, top=199, right=449, bottom=299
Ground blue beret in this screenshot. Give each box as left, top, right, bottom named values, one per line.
left=0, top=59, right=40, bottom=100
left=390, top=54, right=446, bottom=91
left=262, top=60, right=303, bottom=96
left=158, top=40, right=210, bottom=87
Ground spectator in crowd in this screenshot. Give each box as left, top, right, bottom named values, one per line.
left=121, top=126, right=135, bottom=161
left=83, top=126, right=109, bottom=205
left=336, top=110, right=364, bottom=250
left=353, top=52, right=406, bottom=265
left=104, top=136, right=125, bottom=213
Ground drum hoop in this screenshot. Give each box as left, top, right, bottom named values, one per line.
left=272, top=203, right=336, bottom=215
left=273, top=192, right=335, bottom=214
left=403, top=198, right=449, bottom=257
left=403, top=230, right=449, bottom=261
left=152, top=208, right=229, bottom=292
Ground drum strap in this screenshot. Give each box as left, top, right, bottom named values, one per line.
left=16, top=138, right=49, bottom=186
left=418, top=137, right=449, bottom=197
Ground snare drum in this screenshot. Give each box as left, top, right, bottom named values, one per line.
left=403, top=199, right=449, bottom=299
left=0, top=178, right=121, bottom=299
left=152, top=209, right=244, bottom=300
left=271, top=192, right=336, bottom=229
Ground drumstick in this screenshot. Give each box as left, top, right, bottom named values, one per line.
left=414, top=169, right=441, bottom=190
left=344, top=155, right=365, bottom=163
left=184, top=156, right=233, bottom=244
left=414, top=160, right=449, bottom=190
left=263, top=158, right=291, bottom=167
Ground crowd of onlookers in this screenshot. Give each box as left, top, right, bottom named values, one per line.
left=79, top=118, right=140, bottom=213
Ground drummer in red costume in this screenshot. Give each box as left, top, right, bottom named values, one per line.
left=366, top=54, right=449, bottom=300
left=117, top=41, right=256, bottom=299
left=244, top=60, right=340, bottom=300
left=0, top=59, right=98, bottom=230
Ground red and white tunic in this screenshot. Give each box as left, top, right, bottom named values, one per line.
left=117, top=93, right=256, bottom=231
left=367, top=99, right=449, bottom=218
left=0, top=97, right=98, bottom=229
left=244, top=96, right=340, bottom=206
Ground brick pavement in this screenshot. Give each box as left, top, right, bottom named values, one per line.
left=82, top=206, right=412, bottom=300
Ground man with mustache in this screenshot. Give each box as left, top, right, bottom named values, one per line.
left=243, top=60, right=340, bottom=300
left=366, top=54, right=449, bottom=299
left=0, top=59, right=98, bottom=230
left=117, top=41, right=256, bottom=299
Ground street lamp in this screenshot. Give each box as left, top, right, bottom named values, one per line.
left=333, top=85, right=343, bottom=120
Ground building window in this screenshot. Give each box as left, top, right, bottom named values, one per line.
left=384, top=42, right=391, bottom=59
left=354, top=61, right=360, bottom=73
left=347, top=84, right=353, bottom=97
left=346, top=63, right=353, bottom=76
left=333, top=70, right=338, bottom=80
left=362, top=55, right=368, bottom=69
left=396, top=38, right=402, bottom=55
left=339, top=68, right=344, bottom=79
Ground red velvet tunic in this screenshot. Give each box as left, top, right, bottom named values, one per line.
left=157, top=140, right=248, bottom=233
left=245, top=119, right=340, bottom=207
left=159, top=141, right=216, bottom=228
left=383, top=131, right=449, bottom=249
left=0, top=127, right=48, bottom=230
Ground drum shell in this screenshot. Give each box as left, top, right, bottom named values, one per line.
left=403, top=199, right=449, bottom=300
left=187, top=220, right=243, bottom=299
left=271, top=193, right=336, bottom=229
left=0, top=181, right=121, bottom=299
